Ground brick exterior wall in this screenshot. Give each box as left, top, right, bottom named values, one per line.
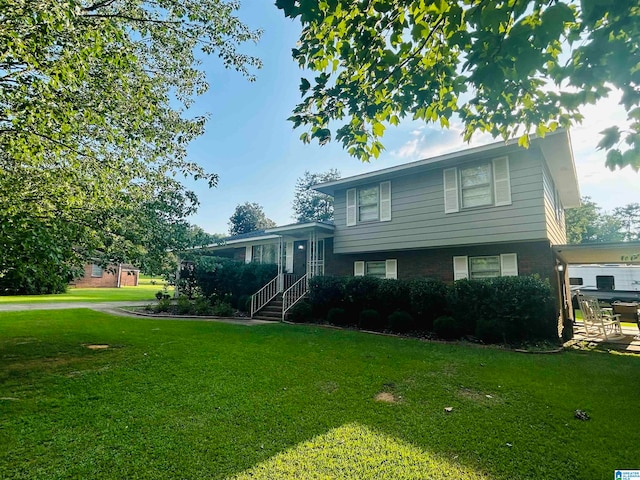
left=325, top=240, right=558, bottom=288
left=72, top=264, right=139, bottom=288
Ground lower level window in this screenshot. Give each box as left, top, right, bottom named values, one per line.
left=365, top=261, right=386, bottom=279
left=252, top=244, right=278, bottom=264
left=91, top=264, right=103, bottom=277
left=469, top=256, right=501, bottom=279
left=453, top=254, right=518, bottom=281
left=354, top=259, right=397, bottom=279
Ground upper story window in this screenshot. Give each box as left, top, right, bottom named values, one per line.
left=444, top=157, right=511, bottom=213
left=460, top=164, right=492, bottom=208
left=358, top=186, right=379, bottom=222
left=346, top=181, right=391, bottom=226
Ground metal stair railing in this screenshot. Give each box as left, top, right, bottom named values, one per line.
left=251, top=274, right=281, bottom=318
left=282, top=274, right=309, bottom=321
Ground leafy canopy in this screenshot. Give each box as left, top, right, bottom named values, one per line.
left=564, top=197, right=623, bottom=244
left=277, top=0, right=640, bottom=170
left=0, top=0, right=260, bottom=293
left=228, top=202, right=276, bottom=236
left=292, top=169, right=341, bottom=222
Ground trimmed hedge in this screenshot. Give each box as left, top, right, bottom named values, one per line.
left=178, top=256, right=277, bottom=308
left=305, top=275, right=559, bottom=344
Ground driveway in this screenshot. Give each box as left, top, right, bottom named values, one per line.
left=0, top=301, right=271, bottom=325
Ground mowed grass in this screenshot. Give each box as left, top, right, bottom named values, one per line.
left=0, top=284, right=173, bottom=304
left=1, top=310, right=639, bottom=479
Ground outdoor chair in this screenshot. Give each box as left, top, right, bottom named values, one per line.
left=577, top=294, right=625, bottom=341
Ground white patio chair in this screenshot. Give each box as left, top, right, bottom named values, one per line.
left=578, top=295, right=625, bottom=341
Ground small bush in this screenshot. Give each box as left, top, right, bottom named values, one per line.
left=433, top=315, right=463, bottom=340
left=154, top=297, right=172, bottom=313
left=194, top=296, right=212, bottom=316
left=176, top=295, right=194, bottom=315
left=358, top=309, right=384, bottom=331
left=286, top=300, right=313, bottom=323
left=388, top=310, right=414, bottom=334
left=155, top=290, right=164, bottom=301
left=212, top=300, right=234, bottom=317
left=327, top=307, right=349, bottom=326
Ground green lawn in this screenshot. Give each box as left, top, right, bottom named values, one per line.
left=1, top=310, right=639, bottom=479
left=0, top=284, right=173, bottom=304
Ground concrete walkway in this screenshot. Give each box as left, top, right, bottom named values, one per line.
left=0, top=301, right=152, bottom=312
left=0, top=301, right=272, bottom=326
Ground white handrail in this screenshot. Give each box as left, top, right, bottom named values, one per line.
left=251, top=274, right=281, bottom=318
left=282, top=274, right=309, bottom=321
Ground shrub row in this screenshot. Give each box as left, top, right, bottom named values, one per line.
left=177, top=256, right=277, bottom=311
left=292, top=275, right=558, bottom=344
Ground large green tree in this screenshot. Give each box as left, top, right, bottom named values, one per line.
left=0, top=0, right=261, bottom=293
left=277, top=0, right=640, bottom=169
left=228, top=202, right=276, bottom=236
left=292, top=169, right=341, bottom=222
left=613, top=203, right=640, bottom=241
left=564, top=197, right=623, bottom=244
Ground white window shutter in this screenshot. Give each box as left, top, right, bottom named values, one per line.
left=453, top=256, right=469, bottom=280
left=493, top=157, right=511, bottom=206
left=285, top=242, right=294, bottom=273
left=385, top=259, right=397, bottom=279
left=443, top=168, right=459, bottom=213
left=500, top=253, right=518, bottom=276
left=245, top=246, right=252, bottom=264
left=379, top=181, right=392, bottom=222
left=354, top=261, right=365, bottom=277
left=346, top=188, right=356, bottom=226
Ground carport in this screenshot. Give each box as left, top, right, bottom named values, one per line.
left=552, top=241, right=640, bottom=340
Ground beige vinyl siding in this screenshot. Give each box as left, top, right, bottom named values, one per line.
left=333, top=151, right=549, bottom=254
left=542, top=164, right=567, bottom=245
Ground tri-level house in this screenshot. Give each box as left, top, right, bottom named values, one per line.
left=205, top=130, right=580, bottom=326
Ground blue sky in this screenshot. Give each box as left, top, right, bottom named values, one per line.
left=185, top=3, right=638, bottom=235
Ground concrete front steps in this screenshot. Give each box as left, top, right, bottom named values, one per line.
left=252, top=295, right=282, bottom=321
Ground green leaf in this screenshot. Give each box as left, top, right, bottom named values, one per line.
left=597, top=126, right=621, bottom=151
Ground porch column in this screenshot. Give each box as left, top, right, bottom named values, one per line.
left=278, top=236, right=284, bottom=291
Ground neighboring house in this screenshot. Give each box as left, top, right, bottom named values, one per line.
left=205, top=130, right=580, bottom=325
left=71, top=263, right=140, bottom=288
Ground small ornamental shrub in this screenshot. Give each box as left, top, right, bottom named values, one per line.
left=327, top=307, right=349, bottom=326
left=433, top=315, right=463, bottom=340
left=358, top=309, right=384, bottom=331
left=212, top=300, right=234, bottom=317
left=155, top=290, right=164, bottom=301
left=286, top=300, right=313, bottom=323
left=176, top=295, right=194, bottom=315
left=388, top=310, right=414, bottom=334
left=194, top=296, right=212, bottom=315
left=154, top=297, right=172, bottom=313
